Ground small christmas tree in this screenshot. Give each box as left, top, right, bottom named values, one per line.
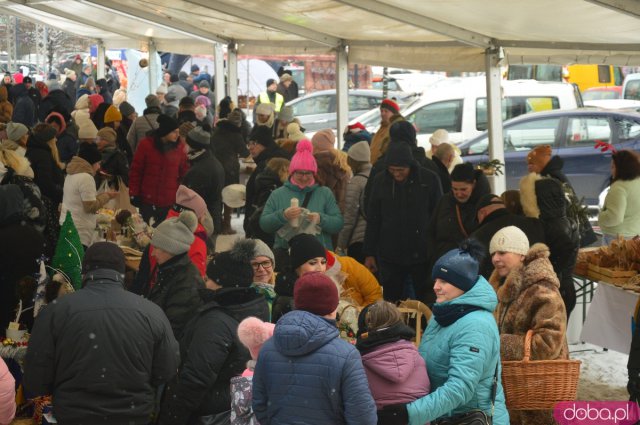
left=51, top=212, right=84, bottom=290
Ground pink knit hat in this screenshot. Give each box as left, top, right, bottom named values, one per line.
left=289, top=139, right=317, bottom=174
left=237, top=317, right=275, bottom=359
left=175, top=185, right=207, bottom=219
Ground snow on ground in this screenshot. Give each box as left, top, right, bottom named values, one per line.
left=571, top=342, right=629, bottom=400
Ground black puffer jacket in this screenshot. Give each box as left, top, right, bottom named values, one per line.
left=428, top=169, right=491, bottom=266
left=24, top=269, right=179, bottom=425
left=25, top=134, right=64, bottom=204
left=147, top=253, right=205, bottom=341
left=470, top=208, right=546, bottom=278
left=158, top=287, right=269, bottom=425
left=39, top=89, right=74, bottom=122
left=246, top=165, right=284, bottom=246
left=11, top=84, right=36, bottom=127
left=211, top=119, right=249, bottom=185
left=182, top=149, right=225, bottom=232
left=243, top=144, right=290, bottom=235
left=96, top=146, right=129, bottom=189
left=535, top=177, right=579, bottom=316
left=364, top=162, right=442, bottom=265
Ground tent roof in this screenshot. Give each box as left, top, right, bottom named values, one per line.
left=3, top=0, right=640, bottom=70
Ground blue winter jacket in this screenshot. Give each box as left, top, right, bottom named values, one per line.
left=259, top=181, right=344, bottom=250
left=252, top=310, right=377, bottom=425
left=407, top=276, right=509, bottom=425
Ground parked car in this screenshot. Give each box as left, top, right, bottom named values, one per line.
left=458, top=108, right=640, bottom=205
left=352, top=77, right=582, bottom=150
left=623, top=73, right=640, bottom=100
left=582, top=86, right=621, bottom=101
left=287, top=89, right=416, bottom=132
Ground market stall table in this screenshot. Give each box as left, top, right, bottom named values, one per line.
left=580, top=281, right=639, bottom=355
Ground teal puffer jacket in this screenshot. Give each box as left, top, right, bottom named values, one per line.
left=407, top=276, right=509, bottom=425
left=259, top=181, right=344, bottom=250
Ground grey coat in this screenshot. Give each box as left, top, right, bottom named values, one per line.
left=127, top=109, right=160, bottom=153
left=337, top=164, right=371, bottom=249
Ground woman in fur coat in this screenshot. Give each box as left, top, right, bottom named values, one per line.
left=488, top=226, right=568, bottom=425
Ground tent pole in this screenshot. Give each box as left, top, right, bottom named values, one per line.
left=214, top=42, right=225, bottom=108
left=335, top=43, right=349, bottom=150
left=485, top=47, right=506, bottom=195
left=148, top=40, right=159, bottom=96
left=97, top=40, right=106, bottom=80
left=227, top=42, right=238, bottom=107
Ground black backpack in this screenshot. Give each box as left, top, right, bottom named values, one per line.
left=1, top=167, right=48, bottom=232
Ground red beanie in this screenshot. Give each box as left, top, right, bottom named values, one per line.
left=294, top=272, right=339, bottom=316
left=380, top=99, right=399, bottom=114
left=348, top=122, right=366, bottom=132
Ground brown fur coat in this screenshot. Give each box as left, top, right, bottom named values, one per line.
left=490, top=243, right=568, bottom=425
left=490, top=243, right=568, bottom=362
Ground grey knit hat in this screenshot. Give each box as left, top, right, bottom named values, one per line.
left=348, top=141, right=371, bottom=162
left=145, top=94, right=160, bottom=108
left=186, top=127, right=210, bottom=149
left=6, top=122, right=28, bottom=141
left=278, top=105, right=294, bottom=122
left=151, top=210, right=197, bottom=255
left=252, top=238, right=275, bottom=269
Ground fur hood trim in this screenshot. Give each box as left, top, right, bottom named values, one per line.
left=519, top=172, right=541, bottom=218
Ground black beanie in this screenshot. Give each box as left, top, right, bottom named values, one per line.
left=385, top=142, right=414, bottom=167
left=206, top=239, right=255, bottom=288
left=289, top=234, right=326, bottom=270
left=249, top=125, right=275, bottom=148
left=78, top=142, right=102, bottom=165
left=82, top=242, right=125, bottom=274
left=170, top=73, right=179, bottom=83
left=156, top=114, right=179, bottom=138
left=451, top=163, right=476, bottom=183
left=389, top=121, right=417, bottom=146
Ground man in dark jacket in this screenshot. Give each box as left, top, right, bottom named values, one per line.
left=243, top=125, right=289, bottom=237
left=146, top=210, right=205, bottom=340
left=11, top=84, right=36, bottom=128
left=470, top=193, right=546, bottom=278
left=432, top=142, right=455, bottom=194
left=158, top=240, right=269, bottom=425
left=23, top=76, right=41, bottom=118
left=253, top=271, right=376, bottom=425
left=183, top=127, right=225, bottom=234
left=364, top=142, right=442, bottom=303
left=23, top=242, right=179, bottom=425
left=62, top=69, right=77, bottom=102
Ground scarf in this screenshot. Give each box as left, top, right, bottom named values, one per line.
left=187, top=148, right=206, bottom=161
left=289, top=176, right=316, bottom=189
left=432, top=303, right=483, bottom=327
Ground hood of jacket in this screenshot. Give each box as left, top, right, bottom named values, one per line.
left=66, top=155, right=95, bottom=175
left=0, top=184, right=23, bottom=223
left=435, top=274, right=497, bottom=313
left=540, top=155, right=565, bottom=180
left=519, top=172, right=542, bottom=218
left=361, top=339, right=420, bottom=384
left=198, top=286, right=269, bottom=323
left=492, top=243, right=559, bottom=303
left=534, top=177, right=567, bottom=220
left=274, top=310, right=339, bottom=357
left=466, top=169, right=492, bottom=206
left=255, top=166, right=283, bottom=189
left=215, top=119, right=242, bottom=133
left=82, top=268, right=125, bottom=288
left=75, top=94, right=89, bottom=111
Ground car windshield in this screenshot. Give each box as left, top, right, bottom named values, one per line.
left=583, top=89, right=621, bottom=101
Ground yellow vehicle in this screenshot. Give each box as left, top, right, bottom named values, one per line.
left=506, top=64, right=623, bottom=92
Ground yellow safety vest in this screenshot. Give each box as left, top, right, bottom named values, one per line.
left=259, top=91, right=284, bottom=112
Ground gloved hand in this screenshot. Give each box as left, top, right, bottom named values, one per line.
left=130, top=195, right=142, bottom=208
left=628, top=369, right=640, bottom=402
left=377, top=403, right=409, bottom=425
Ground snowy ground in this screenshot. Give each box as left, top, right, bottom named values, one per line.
left=220, top=213, right=630, bottom=400
left=572, top=342, right=628, bottom=400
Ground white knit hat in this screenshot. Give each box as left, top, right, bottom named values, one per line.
left=151, top=210, right=197, bottom=255
left=347, top=141, right=371, bottom=162
left=222, top=184, right=246, bottom=208
left=429, top=129, right=449, bottom=146
left=489, top=226, right=530, bottom=255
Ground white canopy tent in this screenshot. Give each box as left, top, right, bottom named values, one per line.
left=2, top=0, right=640, bottom=191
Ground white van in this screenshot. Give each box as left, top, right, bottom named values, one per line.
left=354, top=77, right=582, bottom=150
left=622, top=73, right=640, bottom=100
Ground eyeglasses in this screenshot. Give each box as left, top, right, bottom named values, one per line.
left=293, top=170, right=313, bottom=176
left=251, top=260, right=273, bottom=271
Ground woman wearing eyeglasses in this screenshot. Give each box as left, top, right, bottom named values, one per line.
left=259, top=139, right=344, bottom=270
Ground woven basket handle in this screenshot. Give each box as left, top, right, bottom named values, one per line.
left=523, top=330, right=534, bottom=361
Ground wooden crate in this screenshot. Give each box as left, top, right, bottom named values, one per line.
left=587, top=264, right=637, bottom=285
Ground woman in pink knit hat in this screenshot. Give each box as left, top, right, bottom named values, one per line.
left=259, top=139, right=343, bottom=270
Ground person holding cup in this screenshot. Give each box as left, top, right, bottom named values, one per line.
left=260, top=139, right=343, bottom=271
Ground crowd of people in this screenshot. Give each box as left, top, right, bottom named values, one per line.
left=0, top=62, right=639, bottom=425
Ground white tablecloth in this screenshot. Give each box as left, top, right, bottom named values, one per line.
left=580, top=281, right=639, bottom=354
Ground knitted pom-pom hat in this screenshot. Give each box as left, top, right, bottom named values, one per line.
left=289, top=139, right=317, bottom=174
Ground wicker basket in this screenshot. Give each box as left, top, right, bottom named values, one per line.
left=501, top=330, right=581, bottom=410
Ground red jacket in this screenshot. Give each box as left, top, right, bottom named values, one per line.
left=129, top=136, right=189, bottom=208
left=147, top=208, right=208, bottom=288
